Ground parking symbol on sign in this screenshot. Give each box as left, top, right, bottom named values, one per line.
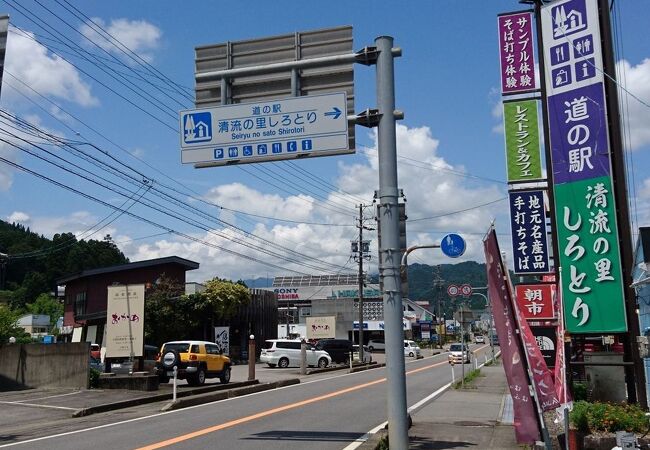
left=214, top=148, right=224, bottom=159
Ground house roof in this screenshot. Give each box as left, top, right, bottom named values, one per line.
left=56, top=256, right=199, bottom=284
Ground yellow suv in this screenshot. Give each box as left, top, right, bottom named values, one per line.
left=155, top=340, right=231, bottom=386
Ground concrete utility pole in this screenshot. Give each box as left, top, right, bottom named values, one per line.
left=353, top=204, right=374, bottom=363
left=375, top=35, right=409, bottom=450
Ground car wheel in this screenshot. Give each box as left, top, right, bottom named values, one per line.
left=219, top=366, right=231, bottom=384
left=409, top=352, right=414, bottom=358
left=318, top=358, right=328, bottom=368
left=278, top=357, right=290, bottom=368
left=195, top=367, right=206, bottom=385
left=368, top=346, right=374, bottom=352
left=267, top=363, right=276, bottom=368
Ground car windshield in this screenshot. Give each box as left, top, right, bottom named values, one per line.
left=163, top=343, right=191, bottom=353
left=449, top=344, right=465, bottom=352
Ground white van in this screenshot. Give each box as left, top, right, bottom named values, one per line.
left=260, top=339, right=332, bottom=368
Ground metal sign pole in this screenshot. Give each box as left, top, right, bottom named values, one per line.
left=375, top=35, right=409, bottom=450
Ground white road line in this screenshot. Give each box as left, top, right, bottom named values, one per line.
left=14, top=391, right=82, bottom=403
left=342, top=347, right=500, bottom=450
left=0, top=352, right=451, bottom=448
left=0, top=401, right=76, bottom=411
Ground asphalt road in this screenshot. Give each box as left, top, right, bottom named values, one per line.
left=0, top=345, right=490, bottom=450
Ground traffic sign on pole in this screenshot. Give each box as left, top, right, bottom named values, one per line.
left=440, top=233, right=466, bottom=258
left=447, top=284, right=459, bottom=297
left=460, top=284, right=473, bottom=297
left=180, top=92, right=351, bottom=167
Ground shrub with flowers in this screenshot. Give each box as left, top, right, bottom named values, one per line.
left=570, top=401, right=648, bottom=434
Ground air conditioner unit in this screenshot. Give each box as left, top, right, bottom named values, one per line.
left=300, top=307, right=311, bottom=317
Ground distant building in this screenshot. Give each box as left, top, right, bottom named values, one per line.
left=57, top=256, right=199, bottom=345
left=17, top=314, right=50, bottom=338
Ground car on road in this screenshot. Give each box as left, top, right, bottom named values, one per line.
left=474, top=335, right=486, bottom=344
left=404, top=340, right=421, bottom=358
left=260, top=339, right=331, bottom=368
left=367, top=339, right=385, bottom=352
left=314, top=339, right=353, bottom=364
left=154, top=340, right=231, bottom=386
left=448, top=342, right=471, bottom=364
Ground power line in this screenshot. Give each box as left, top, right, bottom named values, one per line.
left=408, top=196, right=507, bottom=222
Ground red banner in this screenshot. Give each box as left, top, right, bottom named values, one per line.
left=484, top=229, right=540, bottom=444
left=511, top=288, right=561, bottom=412
left=515, top=284, right=555, bottom=320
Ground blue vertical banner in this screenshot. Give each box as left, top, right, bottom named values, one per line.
left=508, top=189, right=551, bottom=275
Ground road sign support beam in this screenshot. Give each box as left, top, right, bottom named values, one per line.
left=195, top=47, right=402, bottom=82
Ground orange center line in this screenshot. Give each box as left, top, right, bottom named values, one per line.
left=136, top=360, right=447, bottom=450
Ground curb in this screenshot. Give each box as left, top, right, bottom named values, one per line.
left=72, top=380, right=260, bottom=417
left=160, top=378, right=301, bottom=412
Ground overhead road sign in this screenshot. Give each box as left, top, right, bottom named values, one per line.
left=180, top=92, right=350, bottom=167
left=193, top=26, right=355, bottom=153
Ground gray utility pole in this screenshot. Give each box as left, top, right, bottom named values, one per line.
left=375, top=36, right=409, bottom=450
left=471, top=290, right=495, bottom=362
left=353, top=204, right=374, bottom=363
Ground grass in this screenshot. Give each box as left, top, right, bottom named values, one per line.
left=453, top=368, right=483, bottom=389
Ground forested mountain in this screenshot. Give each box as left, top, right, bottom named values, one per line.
left=406, top=261, right=489, bottom=318
left=0, top=220, right=128, bottom=309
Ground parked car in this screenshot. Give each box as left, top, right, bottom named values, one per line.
left=448, top=342, right=471, bottom=364
left=367, top=339, right=385, bottom=352
left=89, top=355, right=104, bottom=372
left=474, top=335, right=486, bottom=344
left=314, top=339, right=353, bottom=364
left=352, top=345, right=373, bottom=364
left=90, top=344, right=101, bottom=360
left=154, top=340, right=231, bottom=386
left=260, top=339, right=331, bottom=368
left=404, top=340, right=421, bottom=358
left=110, top=344, right=159, bottom=375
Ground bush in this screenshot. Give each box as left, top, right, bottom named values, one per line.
left=570, top=401, right=648, bottom=434
left=572, top=382, right=588, bottom=402
left=89, top=368, right=101, bottom=388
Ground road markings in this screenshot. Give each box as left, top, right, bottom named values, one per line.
left=0, top=401, right=77, bottom=411
left=13, top=391, right=82, bottom=403
left=135, top=360, right=448, bottom=450
left=0, top=354, right=452, bottom=448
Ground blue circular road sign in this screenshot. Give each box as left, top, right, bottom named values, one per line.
left=441, top=233, right=466, bottom=258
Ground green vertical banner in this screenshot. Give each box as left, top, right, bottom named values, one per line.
left=555, top=177, right=627, bottom=332
left=503, top=99, right=543, bottom=183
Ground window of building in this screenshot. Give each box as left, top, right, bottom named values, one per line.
left=75, top=292, right=87, bottom=317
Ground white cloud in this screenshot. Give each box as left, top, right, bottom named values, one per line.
left=116, top=124, right=507, bottom=281
left=6, top=211, right=30, bottom=224
left=5, top=27, right=98, bottom=107
left=617, top=58, right=650, bottom=151
left=80, top=18, right=162, bottom=63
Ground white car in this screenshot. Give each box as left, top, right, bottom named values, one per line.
left=367, top=339, right=385, bottom=352
left=404, top=340, right=421, bottom=358
left=353, top=345, right=373, bottom=364
left=448, top=343, right=471, bottom=364
left=260, top=339, right=331, bottom=368
left=474, top=335, right=486, bottom=344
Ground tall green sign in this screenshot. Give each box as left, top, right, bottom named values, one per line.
left=503, top=99, right=543, bottom=183
left=555, top=177, right=627, bottom=332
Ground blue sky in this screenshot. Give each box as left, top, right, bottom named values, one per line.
left=1, top=0, right=650, bottom=283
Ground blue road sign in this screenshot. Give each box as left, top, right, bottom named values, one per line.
left=179, top=92, right=351, bottom=167
left=441, top=233, right=466, bottom=258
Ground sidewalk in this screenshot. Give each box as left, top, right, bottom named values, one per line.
left=361, top=360, right=518, bottom=449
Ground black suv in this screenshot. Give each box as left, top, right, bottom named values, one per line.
left=315, top=339, right=353, bottom=364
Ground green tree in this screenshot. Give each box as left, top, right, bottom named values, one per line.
left=0, top=305, right=30, bottom=344
left=144, top=275, right=198, bottom=346
left=198, top=277, right=251, bottom=319
left=26, top=293, right=63, bottom=327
